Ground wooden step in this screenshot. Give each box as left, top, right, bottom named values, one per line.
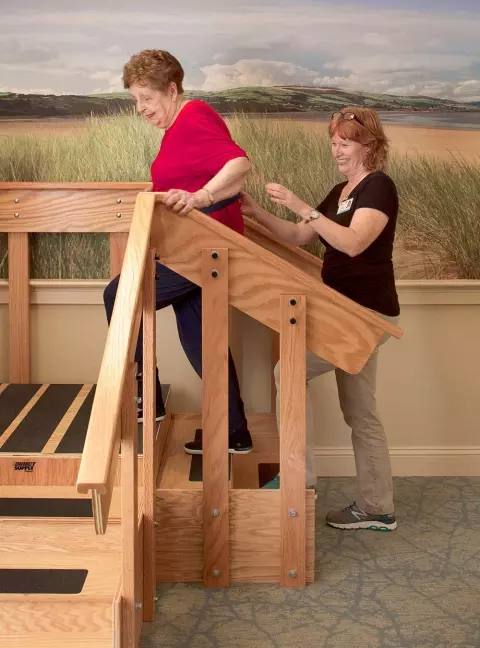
left=157, top=413, right=280, bottom=490
left=0, top=486, right=122, bottom=519
left=0, top=382, right=171, bottom=486
left=0, top=519, right=122, bottom=647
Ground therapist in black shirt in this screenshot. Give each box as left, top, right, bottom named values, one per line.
left=241, top=106, right=400, bottom=532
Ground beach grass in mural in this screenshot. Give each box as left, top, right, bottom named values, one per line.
left=0, top=110, right=479, bottom=280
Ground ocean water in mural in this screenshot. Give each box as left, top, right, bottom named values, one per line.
left=0, top=1, right=479, bottom=280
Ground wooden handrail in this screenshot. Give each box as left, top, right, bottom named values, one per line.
left=76, top=192, right=155, bottom=497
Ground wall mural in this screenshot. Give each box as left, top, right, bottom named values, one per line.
left=1, top=1, right=479, bottom=280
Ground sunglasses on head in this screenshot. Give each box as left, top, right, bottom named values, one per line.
left=331, top=111, right=365, bottom=127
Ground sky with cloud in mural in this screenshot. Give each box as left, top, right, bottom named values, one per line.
left=1, top=0, right=479, bottom=102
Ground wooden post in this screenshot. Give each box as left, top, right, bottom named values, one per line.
left=121, top=363, right=141, bottom=646
left=110, top=232, right=129, bottom=278
left=279, top=295, right=306, bottom=588
left=8, top=233, right=30, bottom=383
left=202, top=248, right=229, bottom=588
left=142, top=250, right=156, bottom=621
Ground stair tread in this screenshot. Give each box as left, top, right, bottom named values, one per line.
left=157, top=412, right=279, bottom=490
left=0, top=486, right=122, bottom=518
left=0, top=520, right=121, bottom=597
left=0, top=382, right=171, bottom=455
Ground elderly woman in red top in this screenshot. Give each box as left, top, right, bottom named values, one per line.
left=103, top=49, right=252, bottom=455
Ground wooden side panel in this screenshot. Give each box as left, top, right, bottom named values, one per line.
left=230, top=490, right=315, bottom=584
left=121, top=364, right=139, bottom=648
left=0, top=456, right=81, bottom=486
left=0, top=190, right=137, bottom=232
left=0, top=598, right=113, bottom=646
left=155, top=490, right=315, bottom=584
left=8, top=232, right=30, bottom=383
left=202, top=248, right=230, bottom=587
left=142, top=250, right=156, bottom=620
left=110, top=232, right=129, bottom=278
left=156, top=490, right=204, bottom=583
left=279, top=296, right=306, bottom=588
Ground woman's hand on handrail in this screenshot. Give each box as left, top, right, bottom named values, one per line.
left=162, top=188, right=211, bottom=215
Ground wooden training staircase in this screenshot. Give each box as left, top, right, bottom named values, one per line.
left=0, top=182, right=403, bottom=647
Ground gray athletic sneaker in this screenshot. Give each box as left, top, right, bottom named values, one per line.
left=326, top=502, right=397, bottom=531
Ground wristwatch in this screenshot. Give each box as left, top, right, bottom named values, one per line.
left=304, top=209, right=321, bottom=224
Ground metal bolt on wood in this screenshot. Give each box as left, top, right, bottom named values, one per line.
left=212, top=569, right=220, bottom=578
left=211, top=251, right=219, bottom=259
left=290, top=298, right=297, bottom=305
left=290, top=317, right=297, bottom=325
left=288, top=509, right=298, bottom=517
left=211, top=270, right=218, bottom=278
left=116, top=212, right=122, bottom=218
left=289, top=570, right=297, bottom=578
left=14, top=213, right=19, bottom=218
left=116, top=198, right=122, bottom=204
left=135, top=602, right=143, bottom=610
left=211, top=508, right=220, bottom=517
left=14, top=198, right=19, bottom=204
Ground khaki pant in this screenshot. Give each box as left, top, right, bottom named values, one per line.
left=274, top=314, right=399, bottom=515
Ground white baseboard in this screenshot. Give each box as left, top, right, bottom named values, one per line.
left=314, top=446, right=480, bottom=477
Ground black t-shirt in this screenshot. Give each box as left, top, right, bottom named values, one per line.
left=317, top=171, right=400, bottom=317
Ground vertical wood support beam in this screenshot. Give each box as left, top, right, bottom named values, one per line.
left=110, top=232, right=129, bottom=278
left=202, top=248, right=229, bottom=588
left=8, top=233, right=30, bottom=383
left=122, top=363, right=141, bottom=646
left=271, top=331, right=280, bottom=413
left=142, top=250, right=157, bottom=621
left=279, top=295, right=306, bottom=588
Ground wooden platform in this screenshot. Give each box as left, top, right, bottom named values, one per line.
left=0, top=519, right=122, bottom=647
left=0, top=383, right=171, bottom=486
left=156, top=413, right=316, bottom=584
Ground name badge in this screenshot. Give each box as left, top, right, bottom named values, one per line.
left=337, top=198, right=353, bottom=214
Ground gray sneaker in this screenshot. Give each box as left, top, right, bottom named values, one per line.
left=326, top=502, right=397, bottom=531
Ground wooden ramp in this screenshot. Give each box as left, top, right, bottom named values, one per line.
left=155, top=413, right=316, bottom=584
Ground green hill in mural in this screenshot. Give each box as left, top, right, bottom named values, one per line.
left=0, top=86, right=478, bottom=118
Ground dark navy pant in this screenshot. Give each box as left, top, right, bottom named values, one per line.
left=103, top=262, right=248, bottom=432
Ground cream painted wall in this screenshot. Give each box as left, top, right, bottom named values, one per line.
left=1, top=280, right=479, bottom=475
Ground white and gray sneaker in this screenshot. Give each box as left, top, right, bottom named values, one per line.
left=326, top=502, right=397, bottom=531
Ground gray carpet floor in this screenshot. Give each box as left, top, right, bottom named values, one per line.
left=141, top=477, right=480, bottom=648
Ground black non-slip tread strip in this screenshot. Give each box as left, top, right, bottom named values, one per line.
left=0, top=384, right=43, bottom=438
left=54, top=386, right=96, bottom=454
left=57, top=383, right=171, bottom=455
left=0, top=384, right=83, bottom=453
left=0, top=569, right=88, bottom=594
left=0, top=497, right=93, bottom=518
